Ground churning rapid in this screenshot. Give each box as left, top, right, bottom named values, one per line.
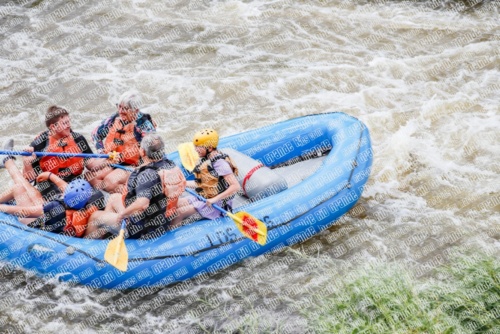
left=0, top=0, right=499, bottom=333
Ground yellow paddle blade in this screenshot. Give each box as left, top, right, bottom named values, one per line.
left=104, top=230, right=128, bottom=272
left=229, top=211, right=267, bottom=246
left=178, top=142, right=198, bottom=172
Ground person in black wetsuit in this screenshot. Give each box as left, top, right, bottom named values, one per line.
left=85, top=134, right=186, bottom=239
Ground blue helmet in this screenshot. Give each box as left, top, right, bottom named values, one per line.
left=64, top=179, right=93, bottom=210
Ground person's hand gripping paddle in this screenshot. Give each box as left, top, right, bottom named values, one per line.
left=185, top=188, right=267, bottom=245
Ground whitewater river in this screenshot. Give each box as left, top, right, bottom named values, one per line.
left=0, top=0, right=499, bottom=333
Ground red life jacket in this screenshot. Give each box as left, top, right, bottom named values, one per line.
left=64, top=205, right=99, bottom=237
left=39, top=135, right=85, bottom=177
left=103, top=118, right=141, bottom=166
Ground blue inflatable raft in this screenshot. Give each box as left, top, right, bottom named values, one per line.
left=0, top=112, right=372, bottom=289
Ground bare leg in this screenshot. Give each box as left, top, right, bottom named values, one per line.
left=85, top=158, right=109, bottom=171
left=170, top=197, right=197, bottom=227
left=106, top=193, right=126, bottom=213
left=92, top=168, right=130, bottom=194
left=84, top=211, right=122, bottom=239
left=85, top=166, right=113, bottom=190
left=0, top=141, right=43, bottom=224
left=0, top=187, right=14, bottom=203
left=0, top=204, right=43, bottom=225
left=103, top=169, right=129, bottom=194
left=5, top=159, right=43, bottom=206
left=84, top=194, right=125, bottom=239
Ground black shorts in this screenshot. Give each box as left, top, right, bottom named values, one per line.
left=127, top=214, right=169, bottom=239
left=36, top=181, right=62, bottom=202
left=28, top=201, right=66, bottom=234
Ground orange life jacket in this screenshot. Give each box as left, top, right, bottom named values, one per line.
left=39, top=135, right=85, bottom=177
left=63, top=205, right=99, bottom=237
left=122, top=161, right=186, bottom=220
left=103, top=118, right=141, bottom=166
left=193, top=152, right=238, bottom=199
left=158, top=166, right=186, bottom=219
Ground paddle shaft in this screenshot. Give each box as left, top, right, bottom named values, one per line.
left=0, top=150, right=110, bottom=159
left=185, top=188, right=229, bottom=215
left=113, top=220, right=127, bottom=260
left=119, top=219, right=127, bottom=232
left=111, top=164, right=134, bottom=171
left=185, top=188, right=266, bottom=237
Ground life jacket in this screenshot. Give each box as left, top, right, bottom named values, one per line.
left=63, top=205, right=99, bottom=237
left=92, top=112, right=156, bottom=154
left=123, top=159, right=186, bottom=220
left=103, top=117, right=141, bottom=166
left=39, top=135, right=85, bottom=177
left=193, top=152, right=238, bottom=200
left=152, top=164, right=186, bottom=219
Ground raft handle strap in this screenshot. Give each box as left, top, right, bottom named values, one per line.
left=242, top=163, right=264, bottom=197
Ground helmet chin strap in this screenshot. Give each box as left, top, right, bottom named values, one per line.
left=206, top=147, right=217, bottom=157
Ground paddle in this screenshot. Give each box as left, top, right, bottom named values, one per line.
left=111, top=164, right=133, bottom=171
left=104, top=220, right=128, bottom=271
left=177, top=142, right=198, bottom=172
left=185, top=188, right=267, bottom=245
left=0, top=150, right=117, bottom=159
